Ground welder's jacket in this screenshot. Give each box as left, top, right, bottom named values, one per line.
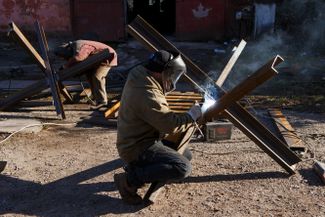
left=116, top=65, right=195, bottom=163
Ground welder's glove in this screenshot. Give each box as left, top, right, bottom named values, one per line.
left=187, top=103, right=202, bottom=121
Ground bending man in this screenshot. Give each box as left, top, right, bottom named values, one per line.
left=54, top=40, right=117, bottom=109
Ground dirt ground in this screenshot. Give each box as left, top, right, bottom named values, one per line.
left=0, top=35, right=325, bottom=217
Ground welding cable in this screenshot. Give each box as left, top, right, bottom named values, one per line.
left=194, top=121, right=204, bottom=137
left=78, top=77, right=96, bottom=105
left=0, top=122, right=76, bottom=145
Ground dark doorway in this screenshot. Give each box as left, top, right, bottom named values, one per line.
left=127, top=0, right=176, bottom=34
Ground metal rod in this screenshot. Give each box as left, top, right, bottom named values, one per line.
left=216, top=40, right=247, bottom=87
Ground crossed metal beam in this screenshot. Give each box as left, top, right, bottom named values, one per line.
left=1, top=21, right=112, bottom=119
left=127, top=15, right=301, bottom=203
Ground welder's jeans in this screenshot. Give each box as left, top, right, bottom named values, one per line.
left=86, top=65, right=110, bottom=104
left=126, top=141, right=192, bottom=188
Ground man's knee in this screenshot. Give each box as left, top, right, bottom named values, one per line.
left=173, top=158, right=192, bottom=179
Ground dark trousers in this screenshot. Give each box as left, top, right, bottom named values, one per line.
left=126, top=141, right=192, bottom=188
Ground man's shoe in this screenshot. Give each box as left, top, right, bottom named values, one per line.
left=114, top=173, right=143, bottom=205
left=90, top=102, right=107, bottom=110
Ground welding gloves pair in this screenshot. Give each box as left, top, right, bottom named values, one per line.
left=187, top=103, right=202, bottom=121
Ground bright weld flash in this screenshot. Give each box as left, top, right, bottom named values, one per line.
left=201, top=96, right=216, bottom=113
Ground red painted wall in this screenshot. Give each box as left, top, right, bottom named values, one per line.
left=72, top=0, right=126, bottom=41
left=0, top=0, right=71, bottom=32
left=176, top=0, right=226, bottom=41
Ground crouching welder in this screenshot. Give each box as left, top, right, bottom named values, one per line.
left=54, top=40, right=117, bottom=110
left=114, top=50, right=202, bottom=205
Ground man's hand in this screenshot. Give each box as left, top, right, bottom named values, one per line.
left=187, top=102, right=202, bottom=121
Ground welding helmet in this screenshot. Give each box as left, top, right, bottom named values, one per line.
left=145, top=50, right=186, bottom=94
left=53, top=41, right=73, bottom=59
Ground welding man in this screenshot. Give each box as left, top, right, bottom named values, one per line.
left=114, top=50, right=202, bottom=205
left=54, top=40, right=117, bottom=110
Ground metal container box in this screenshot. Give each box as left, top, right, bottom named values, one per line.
left=204, top=121, right=233, bottom=142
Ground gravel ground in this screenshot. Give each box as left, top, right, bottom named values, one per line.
left=0, top=34, right=324, bottom=217
left=0, top=108, right=324, bottom=217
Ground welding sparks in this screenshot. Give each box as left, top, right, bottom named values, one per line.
left=201, top=94, right=216, bottom=113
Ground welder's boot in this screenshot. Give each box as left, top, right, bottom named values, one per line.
left=114, top=173, right=143, bottom=205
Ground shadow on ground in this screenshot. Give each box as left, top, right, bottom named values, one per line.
left=0, top=159, right=147, bottom=216
left=0, top=162, right=293, bottom=216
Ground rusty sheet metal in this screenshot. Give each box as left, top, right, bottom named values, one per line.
left=0, top=50, right=112, bottom=110
left=268, top=108, right=306, bottom=153
left=127, top=16, right=301, bottom=175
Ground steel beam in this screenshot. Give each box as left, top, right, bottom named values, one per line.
left=35, top=21, right=65, bottom=119
left=203, top=56, right=282, bottom=121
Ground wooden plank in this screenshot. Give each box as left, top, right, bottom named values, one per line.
left=168, top=92, right=202, bottom=96
left=104, top=101, right=121, bottom=118
left=79, top=88, right=92, bottom=97
left=216, top=40, right=247, bottom=87
left=268, top=108, right=306, bottom=153
left=168, top=102, right=195, bottom=106
left=166, top=95, right=203, bottom=100
left=8, top=22, right=45, bottom=70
